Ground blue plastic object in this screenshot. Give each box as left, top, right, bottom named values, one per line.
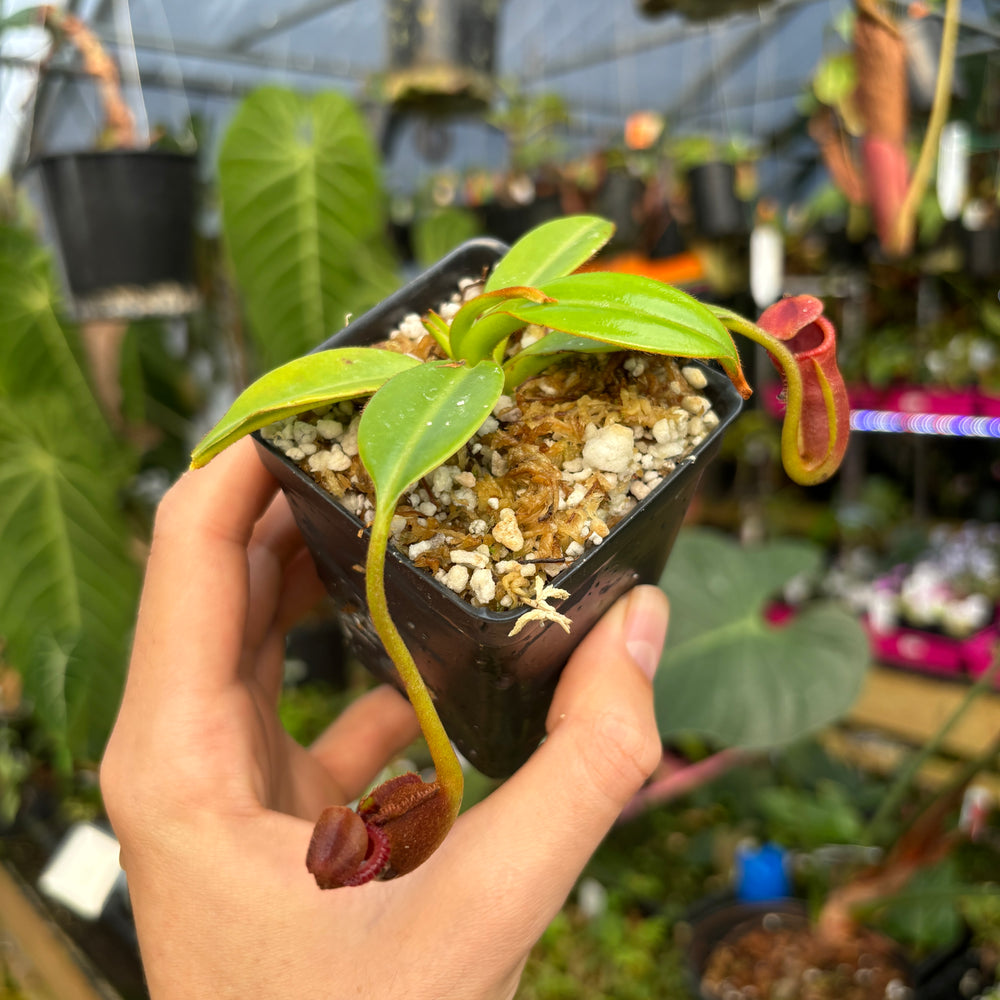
left=734, top=841, right=791, bottom=902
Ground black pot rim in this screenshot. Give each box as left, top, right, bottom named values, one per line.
left=27, top=147, right=197, bottom=168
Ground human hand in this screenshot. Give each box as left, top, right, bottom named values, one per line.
left=100, top=437, right=669, bottom=1000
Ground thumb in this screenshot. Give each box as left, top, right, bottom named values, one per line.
left=437, top=585, right=668, bottom=951
left=544, top=583, right=668, bottom=809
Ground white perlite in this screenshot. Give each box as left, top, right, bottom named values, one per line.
left=263, top=284, right=718, bottom=622
left=581, top=424, right=635, bottom=475
left=492, top=508, right=525, bottom=551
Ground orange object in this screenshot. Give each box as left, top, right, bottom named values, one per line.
left=582, top=250, right=705, bottom=286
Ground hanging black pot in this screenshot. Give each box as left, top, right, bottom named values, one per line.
left=687, top=160, right=747, bottom=240
left=385, top=0, right=500, bottom=115
left=637, top=0, right=774, bottom=19
left=31, top=149, right=199, bottom=321
left=252, top=238, right=743, bottom=778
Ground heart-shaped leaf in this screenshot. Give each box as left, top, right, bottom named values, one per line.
left=485, top=215, right=613, bottom=292
left=218, top=87, right=398, bottom=369
left=359, top=359, right=504, bottom=513
left=654, top=529, right=868, bottom=748
left=190, top=347, right=418, bottom=467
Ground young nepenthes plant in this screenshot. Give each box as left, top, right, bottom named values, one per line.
left=190, top=215, right=849, bottom=888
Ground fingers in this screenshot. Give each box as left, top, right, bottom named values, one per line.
left=431, top=585, right=668, bottom=953
left=243, top=494, right=325, bottom=698
left=125, top=438, right=280, bottom=705
left=308, top=685, right=421, bottom=804
left=272, top=547, right=325, bottom=638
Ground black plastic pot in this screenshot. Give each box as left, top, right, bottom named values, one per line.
left=592, top=168, right=646, bottom=251
left=685, top=894, right=986, bottom=1000
left=479, top=192, right=563, bottom=245
left=254, top=238, right=743, bottom=777
left=687, top=161, right=746, bottom=240
left=686, top=896, right=914, bottom=1000
left=385, top=0, right=500, bottom=115
left=32, top=149, right=199, bottom=320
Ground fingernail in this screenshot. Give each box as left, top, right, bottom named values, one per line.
left=623, top=586, right=669, bottom=682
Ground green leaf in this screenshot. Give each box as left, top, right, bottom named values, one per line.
left=654, top=529, right=868, bottom=748
left=448, top=286, right=554, bottom=364
left=0, top=8, right=42, bottom=31
left=813, top=53, right=857, bottom=107
left=504, top=271, right=745, bottom=385
left=485, top=215, right=613, bottom=292
left=0, top=224, right=98, bottom=416
left=0, top=224, right=139, bottom=763
left=190, top=347, right=418, bottom=467
left=873, top=861, right=966, bottom=952
left=0, top=395, right=140, bottom=763
left=218, top=86, right=399, bottom=369
left=359, top=360, right=504, bottom=512
left=502, top=331, right=617, bottom=388
left=756, top=781, right=865, bottom=850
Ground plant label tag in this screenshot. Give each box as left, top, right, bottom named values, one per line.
left=749, top=224, right=784, bottom=310
left=38, top=822, right=123, bottom=920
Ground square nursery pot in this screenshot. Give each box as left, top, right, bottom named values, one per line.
left=31, top=149, right=200, bottom=321
left=254, top=238, right=744, bottom=777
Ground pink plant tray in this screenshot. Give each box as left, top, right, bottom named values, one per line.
left=863, top=616, right=999, bottom=686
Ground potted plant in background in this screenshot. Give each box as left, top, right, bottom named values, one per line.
left=190, top=212, right=851, bottom=889
left=382, top=0, right=501, bottom=116
left=687, top=651, right=1000, bottom=1000
left=669, top=133, right=758, bottom=241
left=16, top=5, right=200, bottom=323
left=477, top=84, right=573, bottom=243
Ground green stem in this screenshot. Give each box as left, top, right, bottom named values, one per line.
left=863, top=652, right=1000, bottom=847
left=889, top=0, right=962, bottom=255
left=365, top=510, right=464, bottom=817
left=422, top=311, right=453, bottom=357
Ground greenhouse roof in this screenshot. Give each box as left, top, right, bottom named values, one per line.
left=2, top=0, right=998, bottom=196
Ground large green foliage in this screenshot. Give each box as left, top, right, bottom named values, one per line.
left=655, top=528, right=868, bottom=748
left=218, top=86, right=400, bottom=370
left=0, top=223, right=140, bottom=766
left=0, top=226, right=96, bottom=407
